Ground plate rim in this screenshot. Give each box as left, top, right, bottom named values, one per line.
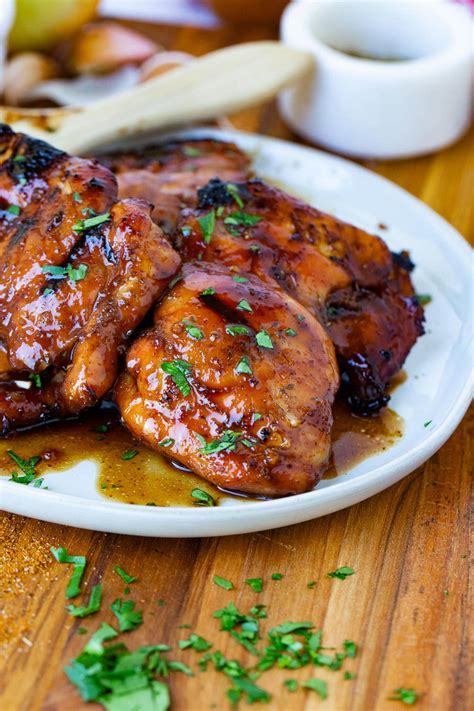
left=1, top=127, right=472, bottom=536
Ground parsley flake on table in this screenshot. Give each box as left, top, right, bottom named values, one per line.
left=343, top=640, right=358, bottom=658
left=182, top=319, right=204, bottom=340
left=191, top=488, right=216, bottom=507
left=72, top=212, right=110, bottom=234
left=179, top=633, right=212, bottom=652
left=161, top=359, right=193, bottom=396
left=424, top=420, right=432, bottom=428
left=235, top=356, right=252, bottom=375
left=237, top=299, right=253, bottom=313
left=245, top=578, right=263, bottom=593
left=66, top=584, right=102, bottom=618
left=388, top=687, right=420, bottom=705
left=197, top=209, right=216, bottom=244
left=121, top=449, right=139, bottom=460
left=50, top=546, right=86, bottom=599
left=344, top=671, right=356, bottom=680
left=302, top=678, right=327, bottom=700
left=8, top=450, right=41, bottom=485
left=213, top=575, right=234, bottom=591
left=307, top=580, right=316, bottom=589
left=271, top=573, right=283, bottom=581
left=111, top=598, right=143, bottom=632
left=255, top=330, right=273, bottom=349
left=114, top=566, right=137, bottom=585
left=327, top=566, right=355, bottom=580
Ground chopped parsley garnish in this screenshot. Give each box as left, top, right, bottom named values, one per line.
left=182, top=145, right=203, bottom=157
left=114, top=566, right=137, bottom=584
left=285, top=328, right=297, bottom=337
left=344, top=671, right=356, bottom=680
left=161, top=359, right=193, bottom=396
left=42, top=263, right=88, bottom=282
left=302, top=678, right=327, bottom=699
left=199, top=430, right=244, bottom=456
left=237, top=299, right=253, bottom=313
left=227, top=183, right=244, bottom=208
left=224, top=211, right=262, bottom=227
left=271, top=573, right=283, bottom=581
left=226, top=325, right=250, bottom=337
left=72, top=212, right=110, bottom=234
left=111, top=598, right=143, bottom=632
left=343, top=640, right=358, bottom=657
left=248, top=244, right=260, bottom=252
left=121, top=449, right=139, bottom=460
left=232, top=275, right=248, bottom=283
left=255, top=330, right=273, bottom=349
left=66, top=584, right=102, bottom=618
left=13, top=155, right=25, bottom=162
left=179, top=633, right=212, bottom=652
left=158, top=437, right=175, bottom=448
left=235, top=356, right=252, bottom=375
left=252, top=412, right=263, bottom=423
left=50, top=547, right=86, bottom=599
left=213, top=575, right=234, bottom=591
left=182, top=319, right=204, bottom=340
left=191, top=488, right=216, bottom=507
left=327, top=566, right=355, bottom=580
left=197, top=210, right=216, bottom=244
left=284, top=679, right=298, bottom=692
left=93, top=423, right=109, bottom=434
left=7, top=204, right=21, bottom=216
left=307, top=581, right=316, bottom=589
left=388, top=687, right=420, bottom=705
left=245, top=578, right=263, bottom=593
left=423, top=420, right=432, bottom=428
left=28, top=373, right=42, bottom=388
left=72, top=191, right=82, bottom=203
left=7, top=450, right=41, bottom=485
left=416, top=293, right=432, bottom=306
left=200, top=287, right=215, bottom=296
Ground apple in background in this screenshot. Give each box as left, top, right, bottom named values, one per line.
left=8, top=0, right=99, bottom=52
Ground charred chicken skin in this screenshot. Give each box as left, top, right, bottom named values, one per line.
left=99, top=139, right=251, bottom=235
left=174, top=179, right=424, bottom=414
left=0, top=124, right=180, bottom=431
left=115, top=262, right=339, bottom=496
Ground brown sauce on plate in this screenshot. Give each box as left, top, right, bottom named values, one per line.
left=0, top=386, right=404, bottom=506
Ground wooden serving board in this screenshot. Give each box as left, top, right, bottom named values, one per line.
left=0, top=18, right=472, bottom=711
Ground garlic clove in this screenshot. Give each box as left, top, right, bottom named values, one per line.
left=4, top=51, right=60, bottom=106
left=68, top=21, right=158, bottom=75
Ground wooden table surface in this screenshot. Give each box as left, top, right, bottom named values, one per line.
left=0, top=20, right=472, bottom=711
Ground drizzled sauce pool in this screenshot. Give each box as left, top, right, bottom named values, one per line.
left=0, top=394, right=403, bottom=506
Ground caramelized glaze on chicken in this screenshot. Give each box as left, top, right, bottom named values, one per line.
left=0, top=124, right=180, bottom=431
left=100, top=139, right=251, bottom=235
left=115, top=263, right=339, bottom=496
left=174, top=179, right=424, bottom=414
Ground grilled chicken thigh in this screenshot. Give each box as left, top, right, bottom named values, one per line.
left=174, top=179, right=424, bottom=414
left=0, top=124, right=180, bottom=430
left=100, top=139, right=251, bottom=235
left=115, top=262, right=339, bottom=496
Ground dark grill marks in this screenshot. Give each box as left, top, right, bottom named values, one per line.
left=3, top=129, right=65, bottom=182
left=8, top=218, right=36, bottom=248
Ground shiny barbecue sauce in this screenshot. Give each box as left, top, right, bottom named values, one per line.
left=0, top=382, right=404, bottom=506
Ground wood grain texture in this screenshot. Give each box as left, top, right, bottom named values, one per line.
left=0, top=19, right=472, bottom=711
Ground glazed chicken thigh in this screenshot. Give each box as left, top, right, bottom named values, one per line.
left=100, top=139, right=251, bottom=235
left=0, top=124, right=180, bottom=431
left=174, top=179, right=424, bottom=413
left=115, top=262, right=339, bottom=496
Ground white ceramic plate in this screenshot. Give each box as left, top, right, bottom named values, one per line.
left=0, top=129, right=472, bottom=536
